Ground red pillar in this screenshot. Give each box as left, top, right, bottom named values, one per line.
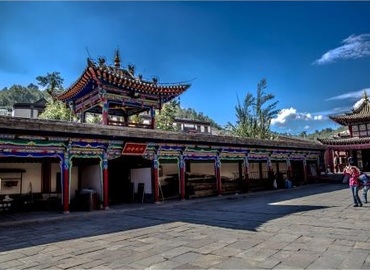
left=102, top=98, right=109, bottom=125
left=179, top=156, right=185, bottom=200
left=152, top=158, right=159, bottom=203
left=62, top=158, right=70, bottom=214
left=103, top=157, right=109, bottom=209
left=215, top=157, right=222, bottom=196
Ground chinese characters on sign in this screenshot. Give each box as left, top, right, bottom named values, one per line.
left=122, top=143, right=147, bottom=155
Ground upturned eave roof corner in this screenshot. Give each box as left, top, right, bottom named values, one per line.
left=55, top=51, right=191, bottom=102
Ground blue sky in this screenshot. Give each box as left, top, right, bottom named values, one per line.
left=1, top=1, right=370, bottom=135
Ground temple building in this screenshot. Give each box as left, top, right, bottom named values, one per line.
left=318, top=92, right=370, bottom=172
left=12, top=97, right=48, bottom=119
left=56, top=51, right=190, bottom=129
left=0, top=51, right=325, bottom=214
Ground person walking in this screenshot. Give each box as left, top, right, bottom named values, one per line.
left=343, top=164, right=351, bottom=184
left=348, top=159, right=362, bottom=207
left=359, top=171, right=370, bottom=203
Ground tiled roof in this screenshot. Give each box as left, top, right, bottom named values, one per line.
left=56, top=57, right=190, bottom=102
left=0, top=116, right=325, bottom=151
left=318, top=136, right=370, bottom=145
left=329, top=92, right=370, bottom=125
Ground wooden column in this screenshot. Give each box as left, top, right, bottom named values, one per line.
left=238, top=161, right=243, bottom=180
left=124, top=115, right=129, bottom=126
left=236, top=160, right=243, bottom=194
left=179, top=155, right=186, bottom=200
left=150, top=107, right=155, bottom=129
left=268, top=156, right=274, bottom=180
left=215, top=156, right=222, bottom=196
left=102, top=97, right=109, bottom=125
left=303, top=158, right=307, bottom=184
left=103, top=155, right=109, bottom=209
left=41, top=162, right=51, bottom=193
left=152, top=156, right=159, bottom=203
left=328, top=149, right=335, bottom=173
left=244, top=156, right=249, bottom=192
left=287, top=157, right=292, bottom=179
left=62, top=155, right=70, bottom=214
left=80, top=111, right=86, bottom=123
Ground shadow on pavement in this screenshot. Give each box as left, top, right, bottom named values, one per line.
left=0, top=183, right=347, bottom=252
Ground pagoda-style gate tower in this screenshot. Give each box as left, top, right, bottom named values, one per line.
left=56, top=51, right=190, bottom=128
left=51, top=51, right=191, bottom=212
left=319, top=91, right=370, bottom=172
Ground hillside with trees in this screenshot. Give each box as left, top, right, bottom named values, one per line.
left=156, top=99, right=223, bottom=131
left=0, top=84, right=44, bottom=108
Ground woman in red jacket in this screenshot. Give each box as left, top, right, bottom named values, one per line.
left=349, top=159, right=362, bottom=207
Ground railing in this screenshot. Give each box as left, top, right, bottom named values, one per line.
left=108, top=119, right=152, bottom=129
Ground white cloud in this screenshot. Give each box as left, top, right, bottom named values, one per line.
left=304, top=125, right=310, bottom=130
left=271, top=108, right=296, bottom=125
left=271, top=107, right=325, bottom=126
left=326, top=89, right=368, bottom=101
left=313, top=34, right=370, bottom=65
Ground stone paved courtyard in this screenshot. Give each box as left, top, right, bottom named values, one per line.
left=1, top=183, right=370, bottom=269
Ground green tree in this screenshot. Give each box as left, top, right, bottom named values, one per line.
left=85, top=113, right=101, bottom=124
left=130, top=114, right=143, bottom=125
left=227, top=79, right=279, bottom=139
left=36, top=72, right=64, bottom=98
left=156, top=99, right=180, bottom=131
left=39, top=100, right=73, bottom=121
left=36, top=72, right=74, bottom=121
left=177, top=107, right=223, bottom=130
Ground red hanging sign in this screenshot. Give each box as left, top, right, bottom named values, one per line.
left=122, top=143, right=147, bottom=155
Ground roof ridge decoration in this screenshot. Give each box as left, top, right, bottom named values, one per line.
left=351, top=90, right=370, bottom=115
left=114, top=49, right=121, bottom=68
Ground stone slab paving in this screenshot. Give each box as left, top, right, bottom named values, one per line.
left=1, top=183, right=370, bottom=269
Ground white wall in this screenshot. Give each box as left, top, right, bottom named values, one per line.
left=51, top=163, right=60, bottom=192
left=0, top=163, right=41, bottom=195
left=131, top=167, right=152, bottom=194
left=12, top=108, right=39, bottom=118
left=0, top=162, right=79, bottom=200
